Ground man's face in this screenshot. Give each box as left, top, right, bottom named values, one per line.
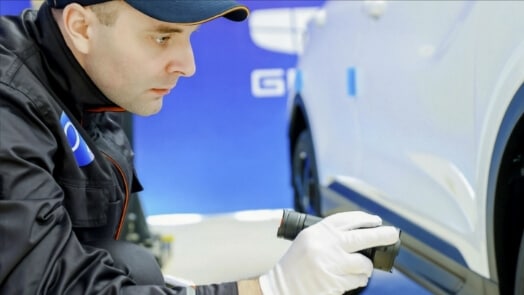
left=82, top=1, right=198, bottom=116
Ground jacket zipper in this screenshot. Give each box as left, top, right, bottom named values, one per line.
left=101, top=152, right=130, bottom=240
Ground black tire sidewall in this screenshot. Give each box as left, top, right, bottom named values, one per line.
left=515, top=233, right=524, bottom=295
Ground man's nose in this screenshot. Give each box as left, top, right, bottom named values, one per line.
left=166, top=42, right=196, bottom=77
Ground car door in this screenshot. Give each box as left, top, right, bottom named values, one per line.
left=348, top=0, right=479, bottom=267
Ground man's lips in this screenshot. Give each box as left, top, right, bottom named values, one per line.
left=150, top=88, right=172, bottom=96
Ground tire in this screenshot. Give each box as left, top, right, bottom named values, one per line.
left=510, top=152, right=524, bottom=295
left=497, top=137, right=524, bottom=294
left=292, top=129, right=321, bottom=216
left=516, top=233, right=524, bottom=295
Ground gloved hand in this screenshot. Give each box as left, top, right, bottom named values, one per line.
left=259, top=211, right=399, bottom=295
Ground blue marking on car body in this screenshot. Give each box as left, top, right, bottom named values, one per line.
left=347, top=67, right=357, bottom=97
left=294, top=69, right=303, bottom=93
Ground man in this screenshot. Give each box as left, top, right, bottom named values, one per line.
left=0, top=0, right=399, bottom=294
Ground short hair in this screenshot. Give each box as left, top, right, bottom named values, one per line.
left=88, top=0, right=120, bottom=26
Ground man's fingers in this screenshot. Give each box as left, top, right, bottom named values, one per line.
left=338, top=252, right=374, bottom=277
left=342, top=226, right=399, bottom=253
left=322, top=211, right=383, bottom=230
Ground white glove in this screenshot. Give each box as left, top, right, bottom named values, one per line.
left=259, top=211, right=399, bottom=295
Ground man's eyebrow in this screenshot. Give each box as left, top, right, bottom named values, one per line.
left=152, top=25, right=183, bottom=34
left=152, top=24, right=201, bottom=34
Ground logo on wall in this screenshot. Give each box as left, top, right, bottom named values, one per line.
left=247, top=7, right=323, bottom=98
left=60, top=112, right=94, bottom=167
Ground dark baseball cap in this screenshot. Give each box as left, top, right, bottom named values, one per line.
left=47, top=0, right=249, bottom=23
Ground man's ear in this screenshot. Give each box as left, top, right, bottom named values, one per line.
left=61, top=3, right=95, bottom=54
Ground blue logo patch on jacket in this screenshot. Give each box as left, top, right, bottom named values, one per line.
left=60, top=112, right=94, bottom=167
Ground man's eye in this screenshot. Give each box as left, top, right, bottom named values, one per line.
left=154, top=35, right=171, bottom=45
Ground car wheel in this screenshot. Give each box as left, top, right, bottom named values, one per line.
left=292, top=129, right=321, bottom=215
left=515, top=233, right=524, bottom=295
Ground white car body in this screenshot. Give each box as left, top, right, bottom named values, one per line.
left=287, top=1, right=524, bottom=294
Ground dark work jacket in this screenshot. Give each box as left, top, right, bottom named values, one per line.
left=0, top=3, right=237, bottom=295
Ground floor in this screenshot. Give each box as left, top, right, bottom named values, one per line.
left=148, top=209, right=432, bottom=294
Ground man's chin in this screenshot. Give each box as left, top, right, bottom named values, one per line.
left=130, top=102, right=163, bottom=116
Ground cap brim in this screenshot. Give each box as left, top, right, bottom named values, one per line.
left=126, top=0, right=249, bottom=24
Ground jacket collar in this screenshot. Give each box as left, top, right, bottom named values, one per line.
left=34, top=2, right=121, bottom=117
